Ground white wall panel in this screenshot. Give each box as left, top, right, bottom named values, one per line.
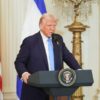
left=0, top=0, right=28, bottom=99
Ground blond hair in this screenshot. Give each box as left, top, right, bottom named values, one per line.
left=39, top=13, right=58, bottom=25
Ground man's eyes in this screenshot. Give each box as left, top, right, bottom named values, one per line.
left=47, top=25, right=56, bottom=27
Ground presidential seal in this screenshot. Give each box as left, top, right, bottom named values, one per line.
left=58, top=68, right=76, bottom=87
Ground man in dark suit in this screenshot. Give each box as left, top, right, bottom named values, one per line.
left=15, top=13, right=81, bottom=100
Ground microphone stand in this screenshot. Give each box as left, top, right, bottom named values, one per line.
left=52, top=34, right=63, bottom=68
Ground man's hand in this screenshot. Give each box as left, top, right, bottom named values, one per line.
left=22, top=72, right=31, bottom=84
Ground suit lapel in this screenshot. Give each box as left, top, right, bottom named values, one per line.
left=37, top=32, right=61, bottom=71
left=37, top=32, right=49, bottom=70
left=52, top=39, right=60, bottom=70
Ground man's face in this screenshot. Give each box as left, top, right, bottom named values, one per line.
left=40, top=18, right=57, bottom=37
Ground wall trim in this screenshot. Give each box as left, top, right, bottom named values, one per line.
left=3, top=92, right=17, bottom=100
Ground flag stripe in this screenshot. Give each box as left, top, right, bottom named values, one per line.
left=0, top=63, right=2, bottom=91
left=0, top=75, right=2, bottom=91
left=34, top=0, right=47, bottom=14
left=17, top=76, right=22, bottom=98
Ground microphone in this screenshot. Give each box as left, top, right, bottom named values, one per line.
left=52, top=34, right=61, bottom=45
left=52, top=34, right=63, bottom=68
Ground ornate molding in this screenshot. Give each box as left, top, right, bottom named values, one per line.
left=3, top=92, right=16, bottom=100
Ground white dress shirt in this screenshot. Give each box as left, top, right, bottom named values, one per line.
left=40, top=32, right=54, bottom=71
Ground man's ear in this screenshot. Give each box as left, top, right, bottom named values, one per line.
left=39, top=24, right=42, bottom=30
left=39, top=23, right=43, bottom=29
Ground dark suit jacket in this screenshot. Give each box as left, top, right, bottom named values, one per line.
left=15, top=32, right=80, bottom=100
